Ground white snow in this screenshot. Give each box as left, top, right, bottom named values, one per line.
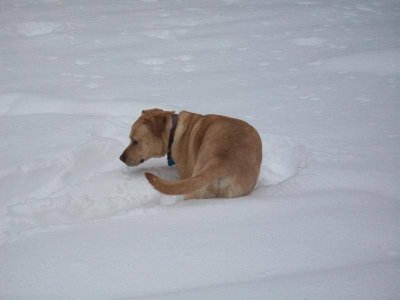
left=321, top=49, right=400, bottom=74
left=15, top=21, right=63, bottom=37
left=292, top=37, right=327, bottom=46
left=1, top=0, right=399, bottom=299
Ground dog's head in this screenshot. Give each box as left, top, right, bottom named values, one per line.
left=120, top=108, right=175, bottom=166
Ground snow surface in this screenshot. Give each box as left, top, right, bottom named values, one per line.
left=1, top=0, right=400, bottom=299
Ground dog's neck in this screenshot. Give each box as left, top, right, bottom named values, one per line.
left=167, top=114, right=178, bottom=166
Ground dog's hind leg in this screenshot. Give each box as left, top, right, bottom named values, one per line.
left=184, top=186, right=217, bottom=200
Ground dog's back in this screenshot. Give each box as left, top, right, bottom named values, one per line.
left=146, top=112, right=262, bottom=199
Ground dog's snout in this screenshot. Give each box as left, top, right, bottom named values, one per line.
left=120, top=152, right=127, bottom=163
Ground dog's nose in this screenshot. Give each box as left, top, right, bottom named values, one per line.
left=119, top=152, right=126, bottom=163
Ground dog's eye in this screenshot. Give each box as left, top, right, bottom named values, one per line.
left=132, top=139, right=138, bottom=146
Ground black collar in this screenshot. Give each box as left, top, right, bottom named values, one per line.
left=167, top=114, right=178, bottom=166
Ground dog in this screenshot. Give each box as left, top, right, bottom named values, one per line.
left=120, top=109, right=262, bottom=199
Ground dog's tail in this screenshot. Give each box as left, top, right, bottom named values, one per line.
left=145, top=161, right=224, bottom=195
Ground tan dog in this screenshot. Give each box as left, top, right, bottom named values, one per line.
left=120, top=109, right=262, bottom=199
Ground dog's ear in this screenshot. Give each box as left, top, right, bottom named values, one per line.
left=142, top=108, right=163, bottom=115
left=143, top=115, right=167, bottom=137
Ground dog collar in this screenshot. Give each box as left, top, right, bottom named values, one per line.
left=167, top=114, right=178, bottom=166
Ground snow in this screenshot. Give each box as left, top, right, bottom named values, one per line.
left=321, top=49, right=400, bottom=74
left=1, top=0, right=399, bottom=299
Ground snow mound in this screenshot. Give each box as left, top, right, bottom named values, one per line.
left=259, top=135, right=310, bottom=187
left=0, top=94, right=308, bottom=240
left=1, top=114, right=305, bottom=240
left=4, top=135, right=177, bottom=239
